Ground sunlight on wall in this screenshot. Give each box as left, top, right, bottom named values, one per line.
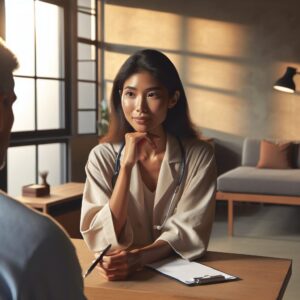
left=270, top=96, right=300, bottom=140
left=105, top=5, right=182, bottom=49
left=104, top=5, right=252, bottom=136
left=185, top=57, right=246, bottom=91
left=186, top=17, right=251, bottom=58
left=184, top=17, right=251, bottom=135
left=188, top=88, right=247, bottom=135
left=104, top=2, right=300, bottom=140
left=104, top=51, right=129, bottom=81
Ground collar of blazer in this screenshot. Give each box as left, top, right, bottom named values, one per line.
left=153, top=133, right=182, bottom=208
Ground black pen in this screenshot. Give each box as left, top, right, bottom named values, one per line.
left=83, top=244, right=112, bottom=278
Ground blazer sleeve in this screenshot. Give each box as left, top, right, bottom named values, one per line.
left=156, top=143, right=217, bottom=260
left=80, top=144, right=134, bottom=252
left=20, top=224, right=86, bottom=300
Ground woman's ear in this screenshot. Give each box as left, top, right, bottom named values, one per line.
left=168, top=91, right=180, bottom=108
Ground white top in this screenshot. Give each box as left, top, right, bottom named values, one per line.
left=142, top=181, right=156, bottom=241
left=0, top=190, right=86, bottom=300
left=80, top=134, right=217, bottom=260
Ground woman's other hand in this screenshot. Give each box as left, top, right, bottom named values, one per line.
left=98, top=249, right=142, bottom=281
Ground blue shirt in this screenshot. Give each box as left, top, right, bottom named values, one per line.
left=0, top=191, right=86, bottom=300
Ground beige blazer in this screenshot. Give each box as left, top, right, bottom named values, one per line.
left=80, top=134, right=217, bottom=260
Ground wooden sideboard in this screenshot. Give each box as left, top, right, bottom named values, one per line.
left=16, top=182, right=84, bottom=238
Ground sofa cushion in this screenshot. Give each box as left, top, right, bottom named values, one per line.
left=242, top=137, right=300, bottom=168
left=257, top=140, right=293, bottom=169
left=242, top=138, right=260, bottom=166
left=217, top=166, right=300, bottom=196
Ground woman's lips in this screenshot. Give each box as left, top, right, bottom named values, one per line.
left=132, top=117, right=149, bottom=124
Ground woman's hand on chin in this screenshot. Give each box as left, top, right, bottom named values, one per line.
left=122, top=132, right=156, bottom=169
left=97, top=249, right=142, bottom=281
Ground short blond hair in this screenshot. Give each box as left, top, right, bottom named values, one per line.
left=0, top=37, right=19, bottom=92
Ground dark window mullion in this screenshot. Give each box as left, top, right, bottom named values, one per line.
left=62, top=2, right=70, bottom=136
left=10, top=137, right=69, bottom=148
left=10, top=129, right=70, bottom=144
left=14, top=74, right=65, bottom=81
left=76, top=0, right=98, bottom=135
left=78, top=108, right=96, bottom=112
left=95, top=0, right=99, bottom=134
left=78, top=59, right=96, bottom=63
left=41, top=0, right=65, bottom=6
left=77, top=8, right=96, bottom=16
left=35, top=144, right=39, bottom=183
left=77, top=37, right=97, bottom=45
left=78, top=79, right=97, bottom=84
left=33, top=1, right=38, bottom=132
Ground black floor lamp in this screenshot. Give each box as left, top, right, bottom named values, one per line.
left=273, top=66, right=299, bottom=93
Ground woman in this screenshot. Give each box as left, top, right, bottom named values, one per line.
left=80, top=49, right=216, bottom=281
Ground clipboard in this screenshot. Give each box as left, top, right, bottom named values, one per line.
left=147, top=257, right=238, bottom=286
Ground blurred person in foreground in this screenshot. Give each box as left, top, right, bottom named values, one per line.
left=0, top=38, right=86, bottom=300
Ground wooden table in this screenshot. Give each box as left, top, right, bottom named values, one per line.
left=16, top=182, right=84, bottom=213
left=72, top=239, right=292, bottom=300
left=16, top=182, right=84, bottom=238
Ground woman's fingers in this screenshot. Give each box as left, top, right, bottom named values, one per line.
left=101, top=250, right=134, bottom=270
left=97, top=262, right=130, bottom=280
left=122, top=132, right=148, bottom=167
left=97, top=249, right=142, bottom=281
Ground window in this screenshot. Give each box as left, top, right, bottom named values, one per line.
left=0, top=0, right=102, bottom=196
left=7, top=143, right=67, bottom=196
left=1, top=0, right=69, bottom=196
left=6, top=0, right=66, bottom=134
left=77, top=0, right=98, bottom=135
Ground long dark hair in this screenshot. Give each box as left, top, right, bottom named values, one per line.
left=102, top=49, right=197, bottom=143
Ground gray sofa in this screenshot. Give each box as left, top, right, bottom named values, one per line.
left=216, top=137, right=300, bottom=235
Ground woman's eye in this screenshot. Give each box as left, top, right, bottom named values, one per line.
left=124, top=91, right=135, bottom=98
left=147, top=91, right=160, bottom=99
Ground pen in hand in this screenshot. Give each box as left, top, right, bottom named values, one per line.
left=83, top=244, right=112, bottom=278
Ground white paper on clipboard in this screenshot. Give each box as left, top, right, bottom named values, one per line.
left=147, top=257, right=237, bottom=285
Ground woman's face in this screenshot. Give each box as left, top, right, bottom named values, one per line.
left=121, top=71, right=177, bottom=134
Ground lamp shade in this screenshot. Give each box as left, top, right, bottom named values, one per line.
left=273, top=66, right=297, bottom=93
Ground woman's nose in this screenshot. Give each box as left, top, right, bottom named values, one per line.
left=135, top=95, right=147, bottom=113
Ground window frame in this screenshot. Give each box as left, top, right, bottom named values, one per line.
left=0, top=0, right=72, bottom=191
left=76, top=0, right=100, bottom=135
left=8, top=0, right=72, bottom=141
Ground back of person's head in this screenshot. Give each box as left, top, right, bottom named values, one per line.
left=0, top=38, right=18, bottom=169
left=0, top=37, right=19, bottom=93
left=103, top=49, right=197, bottom=142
